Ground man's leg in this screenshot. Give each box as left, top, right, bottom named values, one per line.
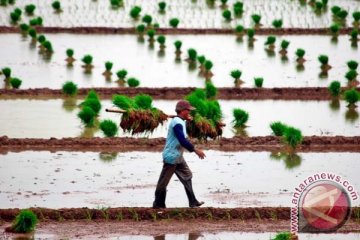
left=175, top=159, right=204, bottom=207
left=153, top=163, right=176, bottom=208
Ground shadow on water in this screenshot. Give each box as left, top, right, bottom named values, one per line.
left=270, top=151, right=302, bottom=169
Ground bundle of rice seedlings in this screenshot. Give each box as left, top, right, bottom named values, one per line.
left=100, top=119, right=118, bottom=137
left=112, top=94, right=167, bottom=135
left=185, top=89, right=223, bottom=140
left=80, top=90, right=102, bottom=115
left=6, top=209, right=38, bottom=233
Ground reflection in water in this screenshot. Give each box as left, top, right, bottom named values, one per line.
left=280, top=55, right=289, bottom=63
left=233, top=127, right=248, bottom=137
left=247, top=40, right=255, bottom=50
left=99, top=152, right=118, bottom=162
left=79, top=125, right=99, bottom=138
left=351, top=40, right=358, bottom=49
left=137, top=36, right=145, bottom=44
left=330, top=37, right=338, bottom=45
left=295, top=64, right=305, bottom=72
left=153, top=232, right=203, bottom=240
left=62, top=98, right=77, bottom=112
left=188, top=62, right=197, bottom=71
left=318, top=71, right=328, bottom=79
left=270, top=152, right=302, bottom=169
left=329, top=99, right=340, bottom=111
left=157, top=49, right=165, bottom=58
left=235, top=36, right=244, bottom=44
left=265, top=49, right=275, bottom=58
left=345, top=108, right=359, bottom=122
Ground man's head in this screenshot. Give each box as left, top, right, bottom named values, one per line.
left=175, top=100, right=195, bottom=114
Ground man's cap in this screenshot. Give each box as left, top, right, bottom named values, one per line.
left=175, top=100, right=195, bottom=112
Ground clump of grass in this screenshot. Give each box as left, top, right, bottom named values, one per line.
left=100, top=120, right=118, bottom=137
left=328, top=81, right=341, bottom=97
left=336, top=9, right=348, bottom=20
left=9, top=210, right=38, bottom=233
left=272, top=19, right=283, bottom=28
left=10, top=77, right=22, bottom=89
left=331, top=6, right=341, bottom=16
left=347, top=60, right=358, bottom=70
left=187, top=48, right=197, bottom=62
left=25, top=4, right=36, bottom=15
left=205, top=82, right=217, bottom=99
left=251, top=14, right=261, bottom=25
left=81, top=54, right=93, bottom=72
left=82, top=98, right=101, bottom=115
left=222, top=9, right=232, bottom=21
left=142, top=14, right=152, bottom=26
left=37, top=35, right=46, bottom=45
left=283, top=127, right=303, bottom=150
left=52, top=1, right=62, bottom=12
left=270, top=122, right=288, bottom=136
left=2, top=67, right=11, bottom=79
left=232, top=108, right=249, bottom=128
left=254, top=77, right=263, bottom=87
left=129, top=6, right=141, bottom=19
left=78, top=106, right=96, bottom=127
left=295, top=48, right=306, bottom=64
left=329, top=23, right=340, bottom=37
left=169, top=18, right=180, bottom=28
left=65, top=48, right=75, bottom=64
left=127, top=77, right=140, bottom=87
left=62, top=81, right=77, bottom=97
left=158, top=2, right=166, bottom=12
left=344, top=88, right=360, bottom=107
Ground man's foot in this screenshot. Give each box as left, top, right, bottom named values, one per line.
left=153, top=201, right=166, bottom=209
left=190, top=201, right=205, bottom=208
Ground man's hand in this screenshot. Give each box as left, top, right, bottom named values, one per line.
left=194, top=149, right=206, bottom=159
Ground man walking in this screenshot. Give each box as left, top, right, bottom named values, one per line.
left=153, top=100, right=206, bottom=208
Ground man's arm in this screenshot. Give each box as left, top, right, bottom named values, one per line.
left=173, top=124, right=194, bottom=152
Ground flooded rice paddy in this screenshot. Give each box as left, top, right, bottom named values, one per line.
left=0, top=150, right=358, bottom=209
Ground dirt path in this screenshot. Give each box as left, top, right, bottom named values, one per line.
left=1, top=87, right=359, bottom=100
left=0, top=136, right=359, bottom=153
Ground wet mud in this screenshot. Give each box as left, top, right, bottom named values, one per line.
left=1, top=87, right=359, bottom=100
left=0, top=136, right=359, bottom=153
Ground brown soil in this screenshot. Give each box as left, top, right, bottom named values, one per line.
left=0, top=136, right=359, bottom=153
left=1, top=87, right=359, bottom=100
left=0, top=26, right=354, bottom=35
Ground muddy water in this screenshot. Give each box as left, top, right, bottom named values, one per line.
left=0, top=0, right=359, bottom=28
left=0, top=99, right=358, bottom=138
left=0, top=150, right=358, bottom=209
left=0, top=34, right=359, bottom=89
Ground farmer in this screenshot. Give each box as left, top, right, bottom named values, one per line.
left=153, top=100, right=206, bottom=208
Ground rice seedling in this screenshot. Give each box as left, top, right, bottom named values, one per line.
left=331, top=6, right=341, bottom=16
left=42, top=40, right=53, bottom=53
left=110, top=0, right=123, bottom=9
left=233, top=1, right=244, bottom=17
left=52, top=1, right=62, bottom=13
left=271, top=231, right=294, bottom=240
left=235, top=24, right=244, bottom=37
left=197, top=55, right=206, bottom=74
left=350, top=29, right=358, bottom=41
left=174, top=40, right=182, bottom=54
left=65, top=48, right=75, bottom=65
left=19, top=23, right=29, bottom=33
left=0, top=0, right=7, bottom=6
left=25, top=4, right=36, bottom=15
left=232, top=108, right=249, bottom=128
left=270, top=121, right=288, bottom=136
left=318, top=54, right=331, bottom=71
left=116, top=69, right=127, bottom=84
left=222, top=9, right=232, bottom=21
left=321, top=0, right=328, bottom=6
left=142, top=14, right=152, bottom=26
left=187, top=48, right=197, bottom=62
left=62, top=81, right=78, bottom=96
left=129, top=6, right=141, bottom=19
left=272, top=19, right=283, bottom=28
left=10, top=11, right=21, bottom=24
left=247, top=28, right=255, bottom=41
left=156, top=35, right=166, bottom=50
left=100, top=119, right=118, bottom=137
left=345, top=70, right=357, bottom=82
left=112, top=94, right=168, bottom=134
left=264, top=36, right=276, bottom=50
left=344, top=88, right=360, bottom=108
left=254, top=77, right=264, bottom=87
left=169, top=18, right=180, bottom=28
left=314, top=1, right=324, bottom=13
left=81, top=54, right=94, bottom=72
left=295, top=48, right=306, bottom=65
left=103, top=61, right=113, bottom=77
left=251, top=14, right=262, bottom=26
left=230, top=69, right=242, bottom=86
left=37, top=35, right=46, bottom=44
left=347, top=60, right=358, bottom=70
left=279, top=40, right=290, bottom=55
left=353, top=11, right=360, bottom=26
left=147, top=29, right=156, bottom=42
left=127, top=77, right=140, bottom=87
left=10, top=77, right=21, bottom=89
left=8, top=210, right=38, bottom=233
left=328, top=81, right=341, bottom=97
left=204, top=60, right=213, bottom=78
left=205, top=82, right=217, bottom=99
left=336, top=10, right=348, bottom=21
left=283, top=126, right=303, bottom=150
left=329, top=23, right=340, bottom=37
left=1, top=67, right=11, bottom=79
left=158, top=2, right=166, bottom=13
left=78, top=106, right=96, bottom=127
left=29, top=16, right=43, bottom=26
left=82, top=98, right=102, bottom=115
left=28, top=28, right=37, bottom=40
left=14, top=7, right=21, bottom=16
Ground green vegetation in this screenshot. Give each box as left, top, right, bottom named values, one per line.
left=344, top=88, right=360, bottom=107
left=222, top=10, right=232, bottom=21
left=10, top=77, right=22, bottom=89
left=110, top=0, right=123, bottom=9
left=283, top=127, right=303, bottom=150
left=11, top=210, right=38, bottom=233
left=204, top=60, right=213, bottom=73
left=270, top=121, right=288, bottom=136
left=235, top=24, right=244, bottom=36
left=272, top=19, right=283, bottom=28
left=169, top=18, right=180, bottom=28
left=329, top=23, right=340, bottom=37
left=328, top=81, right=341, bottom=97
left=82, top=98, right=101, bottom=115
left=174, top=40, right=182, bottom=52
left=105, top=61, right=113, bottom=72
left=29, top=17, right=43, bottom=26
left=232, top=108, right=249, bottom=128
left=25, top=4, right=36, bottom=15
left=158, top=2, right=166, bottom=12
left=353, top=11, right=360, bottom=23
left=318, top=54, right=329, bottom=65
left=247, top=28, right=255, bottom=40
left=336, top=9, right=348, bottom=20
left=62, top=81, right=78, bottom=96
left=271, top=231, right=293, bottom=240
left=142, top=14, right=153, bottom=26
left=130, top=6, right=141, bottom=19
left=42, top=41, right=53, bottom=53
left=19, top=23, right=29, bottom=32
left=136, top=24, right=145, bottom=35
left=345, top=70, right=357, bottom=81
left=230, top=69, right=242, bottom=82
left=233, top=1, right=244, bottom=16
left=78, top=106, right=96, bottom=127
left=187, top=48, right=197, bottom=62
left=251, top=14, right=261, bottom=25
left=52, top=1, right=62, bottom=12
left=254, top=77, right=264, bottom=87
left=347, top=60, right=358, bottom=70
left=350, top=29, right=358, bottom=41
left=10, top=11, right=21, bottom=23
left=28, top=28, right=37, bottom=39
left=147, top=29, right=156, bottom=41
left=2, top=67, right=11, bottom=78
left=205, top=82, right=217, bottom=99
left=157, top=35, right=166, bottom=48
left=81, top=55, right=93, bottom=68
left=37, top=35, right=46, bottom=44
left=295, top=48, right=305, bottom=60
left=127, top=77, right=140, bottom=87
left=100, top=120, right=118, bottom=137
left=331, top=6, right=341, bottom=15
left=116, top=69, right=127, bottom=81
left=265, top=36, right=276, bottom=48
left=66, top=49, right=74, bottom=58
